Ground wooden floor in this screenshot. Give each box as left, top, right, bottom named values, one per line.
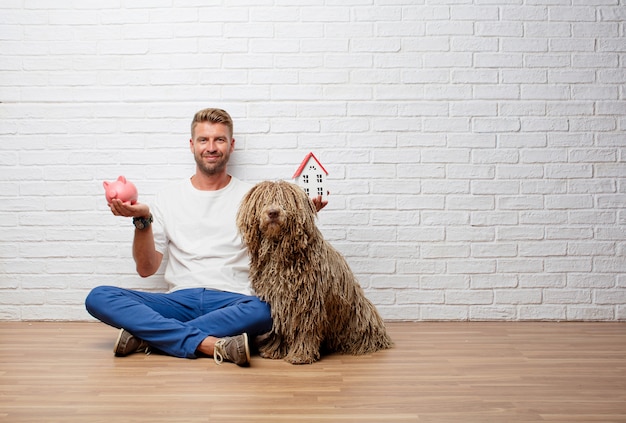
left=1, top=322, right=625, bottom=423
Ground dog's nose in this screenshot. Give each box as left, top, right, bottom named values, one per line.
left=267, top=208, right=280, bottom=220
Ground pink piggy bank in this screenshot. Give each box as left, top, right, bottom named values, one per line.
left=103, top=176, right=138, bottom=205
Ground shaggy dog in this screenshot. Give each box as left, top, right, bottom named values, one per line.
left=236, top=180, right=393, bottom=364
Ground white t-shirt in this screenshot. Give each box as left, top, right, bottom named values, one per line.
left=152, top=176, right=253, bottom=296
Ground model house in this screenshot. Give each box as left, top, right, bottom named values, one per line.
left=292, top=152, right=328, bottom=199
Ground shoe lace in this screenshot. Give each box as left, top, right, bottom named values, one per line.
left=213, top=339, right=226, bottom=365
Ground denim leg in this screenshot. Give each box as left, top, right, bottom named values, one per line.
left=85, top=286, right=272, bottom=359
left=85, top=286, right=208, bottom=358
left=186, top=289, right=272, bottom=338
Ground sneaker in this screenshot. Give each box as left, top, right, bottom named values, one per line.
left=213, top=333, right=250, bottom=367
left=114, top=328, right=150, bottom=357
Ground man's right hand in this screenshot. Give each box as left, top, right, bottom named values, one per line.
left=109, top=199, right=151, bottom=219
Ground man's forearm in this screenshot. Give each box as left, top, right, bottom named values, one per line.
left=133, top=226, right=162, bottom=277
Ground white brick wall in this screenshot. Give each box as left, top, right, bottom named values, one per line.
left=1, top=1, right=624, bottom=321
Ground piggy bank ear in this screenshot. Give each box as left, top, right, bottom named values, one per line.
left=103, top=181, right=109, bottom=188
left=117, top=176, right=127, bottom=183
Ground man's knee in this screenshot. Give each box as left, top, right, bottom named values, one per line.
left=85, top=285, right=117, bottom=316
left=247, top=298, right=273, bottom=333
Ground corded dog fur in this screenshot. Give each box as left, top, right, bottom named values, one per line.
left=236, top=180, right=393, bottom=364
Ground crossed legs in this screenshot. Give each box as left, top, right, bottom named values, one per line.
left=85, top=286, right=272, bottom=359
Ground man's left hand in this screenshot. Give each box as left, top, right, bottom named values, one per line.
left=311, top=194, right=328, bottom=212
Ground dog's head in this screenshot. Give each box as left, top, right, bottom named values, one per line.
left=237, top=180, right=318, bottom=253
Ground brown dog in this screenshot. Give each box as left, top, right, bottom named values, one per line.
left=237, top=180, right=392, bottom=364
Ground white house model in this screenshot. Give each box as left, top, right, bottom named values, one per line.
left=292, top=152, right=328, bottom=200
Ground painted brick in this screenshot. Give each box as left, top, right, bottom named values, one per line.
left=567, top=306, right=615, bottom=321
left=496, top=289, right=542, bottom=305
left=519, top=305, right=566, bottom=320
left=472, top=243, right=517, bottom=258
left=397, top=291, right=444, bottom=306
left=470, top=306, right=517, bottom=320
left=420, top=305, right=469, bottom=321
left=470, top=211, right=518, bottom=227
left=421, top=275, right=469, bottom=290
left=446, top=290, right=493, bottom=305
left=497, top=259, right=544, bottom=274
left=471, top=274, right=518, bottom=289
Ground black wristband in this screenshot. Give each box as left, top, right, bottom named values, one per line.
left=132, top=214, right=153, bottom=230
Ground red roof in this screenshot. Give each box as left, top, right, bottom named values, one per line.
left=292, top=152, right=328, bottom=179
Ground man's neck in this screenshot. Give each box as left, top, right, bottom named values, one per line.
left=190, top=172, right=232, bottom=191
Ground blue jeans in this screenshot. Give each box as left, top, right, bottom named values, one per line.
left=85, top=286, right=272, bottom=358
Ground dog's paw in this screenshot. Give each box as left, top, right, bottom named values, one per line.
left=258, top=342, right=287, bottom=360
left=259, top=348, right=286, bottom=360
left=284, top=354, right=318, bottom=365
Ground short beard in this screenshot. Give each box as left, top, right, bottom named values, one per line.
left=194, top=153, right=228, bottom=176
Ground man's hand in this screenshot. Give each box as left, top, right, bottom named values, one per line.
left=109, top=199, right=151, bottom=219
left=311, top=194, right=328, bottom=212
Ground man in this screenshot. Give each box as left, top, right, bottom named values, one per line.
left=86, top=108, right=327, bottom=366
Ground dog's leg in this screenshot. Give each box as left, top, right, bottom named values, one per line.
left=257, top=331, right=288, bottom=360
left=284, top=332, right=322, bottom=365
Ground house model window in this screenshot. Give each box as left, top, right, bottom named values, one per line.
left=292, top=152, right=328, bottom=200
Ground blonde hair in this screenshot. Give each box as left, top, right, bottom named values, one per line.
left=191, top=108, right=233, bottom=138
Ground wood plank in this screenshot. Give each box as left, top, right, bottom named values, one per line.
left=0, top=322, right=625, bottom=422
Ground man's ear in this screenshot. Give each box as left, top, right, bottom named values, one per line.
left=230, top=138, right=236, bottom=153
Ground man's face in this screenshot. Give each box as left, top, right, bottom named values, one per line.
left=190, top=122, right=235, bottom=177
